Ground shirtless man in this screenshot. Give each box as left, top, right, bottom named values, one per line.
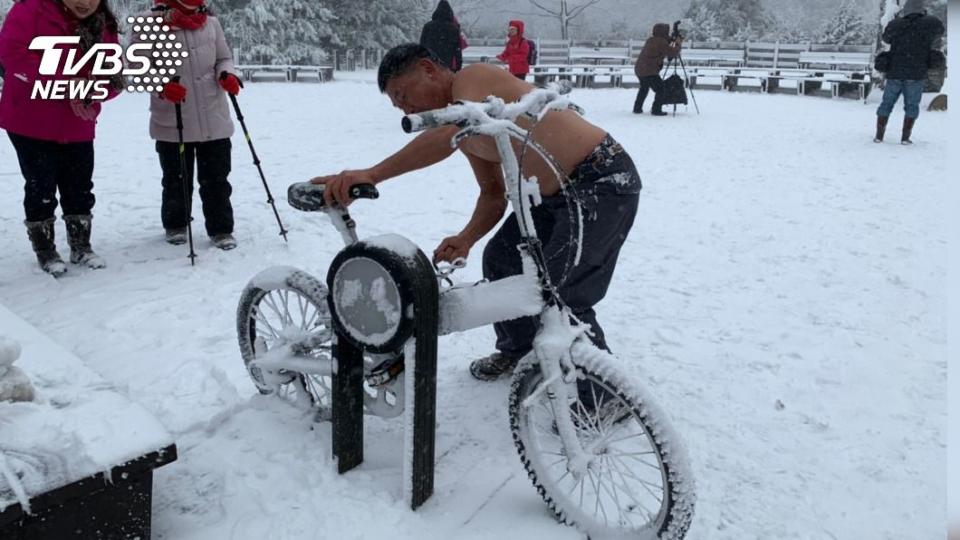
left=312, top=43, right=642, bottom=381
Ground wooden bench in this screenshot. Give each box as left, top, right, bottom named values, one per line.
left=238, top=64, right=335, bottom=83
left=798, top=51, right=871, bottom=72
left=677, top=48, right=745, bottom=67
left=462, top=46, right=504, bottom=65
left=722, top=69, right=771, bottom=93
left=568, top=46, right=632, bottom=65
left=533, top=65, right=627, bottom=88
left=0, top=304, right=177, bottom=539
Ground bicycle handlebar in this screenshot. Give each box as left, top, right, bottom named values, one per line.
left=401, top=82, right=580, bottom=134
left=287, top=181, right=379, bottom=212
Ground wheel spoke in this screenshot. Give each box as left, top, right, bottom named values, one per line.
left=261, top=292, right=285, bottom=322
left=253, top=308, right=281, bottom=339
left=604, top=454, right=656, bottom=523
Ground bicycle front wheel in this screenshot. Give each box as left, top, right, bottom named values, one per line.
left=508, top=341, right=695, bottom=539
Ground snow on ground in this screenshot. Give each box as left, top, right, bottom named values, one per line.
left=0, top=74, right=947, bottom=539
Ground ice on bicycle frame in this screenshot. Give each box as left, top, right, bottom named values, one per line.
left=327, top=240, right=440, bottom=510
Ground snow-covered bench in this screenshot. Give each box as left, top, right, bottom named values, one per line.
left=679, top=48, right=745, bottom=67
left=568, top=46, right=632, bottom=65
left=461, top=46, right=504, bottom=65
left=532, top=64, right=627, bottom=87
left=0, top=303, right=176, bottom=539
left=237, top=64, right=335, bottom=83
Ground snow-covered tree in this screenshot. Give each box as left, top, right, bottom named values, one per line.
left=683, top=0, right=722, bottom=41
left=323, top=0, right=430, bottom=50
left=680, top=0, right=771, bottom=42
left=220, top=0, right=336, bottom=65
left=817, top=0, right=871, bottom=45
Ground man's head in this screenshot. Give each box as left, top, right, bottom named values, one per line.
left=377, top=43, right=453, bottom=114
left=902, top=0, right=926, bottom=16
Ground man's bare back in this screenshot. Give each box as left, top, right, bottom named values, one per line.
left=451, top=64, right=607, bottom=196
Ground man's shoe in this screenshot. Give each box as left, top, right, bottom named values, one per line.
left=165, top=228, right=188, bottom=245
left=211, top=233, right=237, bottom=250
left=651, top=110, right=668, bottom=116
left=469, top=351, right=522, bottom=381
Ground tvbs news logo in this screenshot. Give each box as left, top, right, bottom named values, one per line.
left=27, top=16, right=188, bottom=100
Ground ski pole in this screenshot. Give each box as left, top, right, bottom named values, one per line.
left=227, top=90, right=289, bottom=242
left=173, top=76, right=197, bottom=265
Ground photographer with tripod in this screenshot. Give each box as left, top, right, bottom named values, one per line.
left=632, top=22, right=683, bottom=116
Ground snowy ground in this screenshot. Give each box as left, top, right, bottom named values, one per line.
left=0, top=74, right=948, bottom=539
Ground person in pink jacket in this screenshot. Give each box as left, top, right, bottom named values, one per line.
left=0, top=0, right=123, bottom=276
left=496, top=20, right=530, bottom=80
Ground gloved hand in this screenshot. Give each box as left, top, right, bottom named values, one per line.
left=161, top=81, right=187, bottom=104
left=219, top=71, right=243, bottom=96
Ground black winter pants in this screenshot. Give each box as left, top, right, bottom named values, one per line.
left=156, top=138, right=234, bottom=236
left=634, top=75, right=665, bottom=113
left=8, top=133, right=95, bottom=222
left=482, top=135, right=641, bottom=358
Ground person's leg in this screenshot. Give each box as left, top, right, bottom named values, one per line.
left=900, top=79, right=924, bottom=144
left=483, top=212, right=542, bottom=356
left=9, top=133, right=60, bottom=223
left=195, top=138, right=235, bottom=241
left=650, top=75, right=667, bottom=115
left=634, top=77, right=652, bottom=113
left=157, top=140, right=196, bottom=235
left=876, top=78, right=904, bottom=119
left=470, top=210, right=555, bottom=380
left=55, top=140, right=95, bottom=217
left=56, top=141, right=104, bottom=268
left=9, top=133, right=67, bottom=273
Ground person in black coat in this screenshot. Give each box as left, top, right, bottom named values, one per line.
left=419, top=0, right=464, bottom=72
left=874, top=0, right=944, bottom=144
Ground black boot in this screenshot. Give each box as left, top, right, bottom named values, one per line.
left=25, top=218, right=66, bottom=276
left=901, top=117, right=916, bottom=145
left=469, top=351, right=523, bottom=381
left=874, top=115, right=888, bottom=143
left=63, top=214, right=106, bottom=269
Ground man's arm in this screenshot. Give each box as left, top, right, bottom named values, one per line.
left=434, top=153, right=508, bottom=263
left=371, top=125, right=461, bottom=183
left=313, top=124, right=459, bottom=206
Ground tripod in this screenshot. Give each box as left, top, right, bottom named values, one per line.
left=662, top=52, right=701, bottom=115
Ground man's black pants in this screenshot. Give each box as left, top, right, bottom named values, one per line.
left=482, top=135, right=641, bottom=358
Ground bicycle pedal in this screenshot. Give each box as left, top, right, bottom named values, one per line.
left=365, top=356, right=405, bottom=387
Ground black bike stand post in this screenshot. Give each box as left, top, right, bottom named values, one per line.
left=331, top=335, right=365, bottom=473
left=405, top=249, right=439, bottom=510
left=328, top=241, right=439, bottom=510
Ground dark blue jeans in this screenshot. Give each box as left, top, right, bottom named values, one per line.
left=877, top=79, right=924, bottom=119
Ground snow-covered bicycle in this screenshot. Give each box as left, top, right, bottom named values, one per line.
left=236, top=84, right=695, bottom=539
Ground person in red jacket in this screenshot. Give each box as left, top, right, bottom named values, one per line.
left=496, top=20, right=530, bottom=80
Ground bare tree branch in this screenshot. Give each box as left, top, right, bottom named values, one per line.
left=528, top=0, right=561, bottom=17
left=568, top=0, right=602, bottom=20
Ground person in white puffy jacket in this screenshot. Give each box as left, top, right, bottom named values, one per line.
left=136, top=0, right=242, bottom=249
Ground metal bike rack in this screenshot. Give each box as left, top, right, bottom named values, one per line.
left=327, top=239, right=439, bottom=510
